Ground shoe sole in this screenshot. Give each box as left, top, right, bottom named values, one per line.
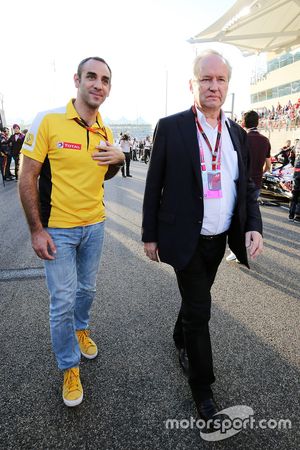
left=63, top=393, right=83, bottom=407
left=80, top=349, right=98, bottom=359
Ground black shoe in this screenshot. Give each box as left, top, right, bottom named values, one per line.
left=126, top=174, right=132, bottom=177
left=195, top=398, right=219, bottom=422
left=178, top=347, right=189, bottom=375
left=288, top=215, right=294, bottom=221
left=122, top=174, right=126, bottom=178
left=294, top=217, right=300, bottom=223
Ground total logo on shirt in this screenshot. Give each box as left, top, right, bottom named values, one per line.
left=57, top=141, right=82, bottom=150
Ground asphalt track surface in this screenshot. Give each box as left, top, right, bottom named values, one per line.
left=0, top=162, right=299, bottom=450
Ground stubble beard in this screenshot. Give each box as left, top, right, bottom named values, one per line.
left=84, top=92, right=103, bottom=111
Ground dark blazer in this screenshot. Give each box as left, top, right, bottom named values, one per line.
left=142, top=108, right=262, bottom=271
left=8, top=133, right=25, bottom=157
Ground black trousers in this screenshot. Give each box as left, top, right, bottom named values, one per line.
left=289, top=190, right=300, bottom=217
left=121, top=152, right=131, bottom=176
left=5, top=153, right=19, bottom=179
left=173, top=233, right=227, bottom=401
left=144, top=149, right=151, bottom=164
left=5, top=153, right=13, bottom=177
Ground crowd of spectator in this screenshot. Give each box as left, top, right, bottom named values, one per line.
left=256, top=98, right=300, bottom=132
left=0, top=124, right=27, bottom=183
left=0, top=127, right=153, bottom=184
left=1, top=109, right=298, bottom=184
left=117, top=133, right=152, bottom=179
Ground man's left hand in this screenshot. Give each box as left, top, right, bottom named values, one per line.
left=92, top=142, right=125, bottom=166
left=245, top=231, right=263, bottom=259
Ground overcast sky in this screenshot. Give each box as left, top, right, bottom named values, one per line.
left=1, top=0, right=255, bottom=126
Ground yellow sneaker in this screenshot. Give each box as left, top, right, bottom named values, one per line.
left=63, top=367, right=83, bottom=407
left=76, top=329, right=98, bottom=359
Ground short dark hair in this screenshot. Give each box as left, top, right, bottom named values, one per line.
left=244, top=110, right=259, bottom=128
left=77, top=57, right=112, bottom=80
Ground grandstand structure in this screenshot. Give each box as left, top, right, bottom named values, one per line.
left=189, top=0, right=300, bottom=151
left=249, top=49, right=300, bottom=151
left=250, top=49, right=300, bottom=114
left=105, top=117, right=153, bottom=141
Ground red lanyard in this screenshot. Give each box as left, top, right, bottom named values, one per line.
left=192, top=105, right=222, bottom=171
left=74, top=117, right=109, bottom=141
left=198, top=134, right=221, bottom=172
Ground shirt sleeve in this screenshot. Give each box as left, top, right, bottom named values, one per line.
left=21, top=111, right=49, bottom=163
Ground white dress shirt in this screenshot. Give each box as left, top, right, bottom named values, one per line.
left=120, top=139, right=131, bottom=153
left=196, top=109, right=239, bottom=235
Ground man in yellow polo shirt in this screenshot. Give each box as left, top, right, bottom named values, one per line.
left=19, top=57, right=124, bottom=407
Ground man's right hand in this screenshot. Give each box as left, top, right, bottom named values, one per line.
left=144, top=242, right=159, bottom=262
left=31, top=229, right=57, bottom=260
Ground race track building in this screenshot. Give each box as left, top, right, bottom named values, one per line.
left=250, top=49, right=300, bottom=113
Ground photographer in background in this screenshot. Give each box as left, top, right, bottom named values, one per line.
left=0, top=127, right=11, bottom=181
left=120, top=133, right=132, bottom=177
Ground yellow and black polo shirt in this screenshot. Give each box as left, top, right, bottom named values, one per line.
left=21, top=99, right=113, bottom=228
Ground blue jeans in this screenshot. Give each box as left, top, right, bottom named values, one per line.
left=44, top=222, right=105, bottom=370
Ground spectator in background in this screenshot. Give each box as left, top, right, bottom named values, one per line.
left=131, top=137, right=138, bottom=161
left=289, top=140, right=300, bottom=222
left=274, top=139, right=292, bottom=167
left=138, top=139, right=144, bottom=160
left=0, top=127, right=11, bottom=181
left=296, top=108, right=300, bottom=127
left=227, top=110, right=270, bottom=262
left=120, top=133, right=132, bottom=177
left=244, top=110, right=271, bottom=199
left=289, top=138, right=299, bottom=166
left=143, top=136, right=152, bottom=164
left=7, top=124, right=25, bottom=181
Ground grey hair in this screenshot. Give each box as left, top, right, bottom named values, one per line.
left=192, top=49, right=232, bottom=81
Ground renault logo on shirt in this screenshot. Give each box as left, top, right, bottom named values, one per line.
left=24, top=132, right=34, bottom=146
left=57, top=141, right=82, bottom=150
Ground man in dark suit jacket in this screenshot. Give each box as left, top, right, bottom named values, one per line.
left=226, top=110, right=270, bottom=261
left=7, top=124, right=25, bottom=180
left=142, top=50, right=263, bottom=424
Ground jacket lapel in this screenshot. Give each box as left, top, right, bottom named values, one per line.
left=225, top=120, right=244, bottom=172
left=176, top=112, right=244, bottom=193
left=176, top=108, right=203, bottom=191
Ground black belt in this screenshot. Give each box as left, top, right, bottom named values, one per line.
left=199, top=231, right=227, bottom=240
